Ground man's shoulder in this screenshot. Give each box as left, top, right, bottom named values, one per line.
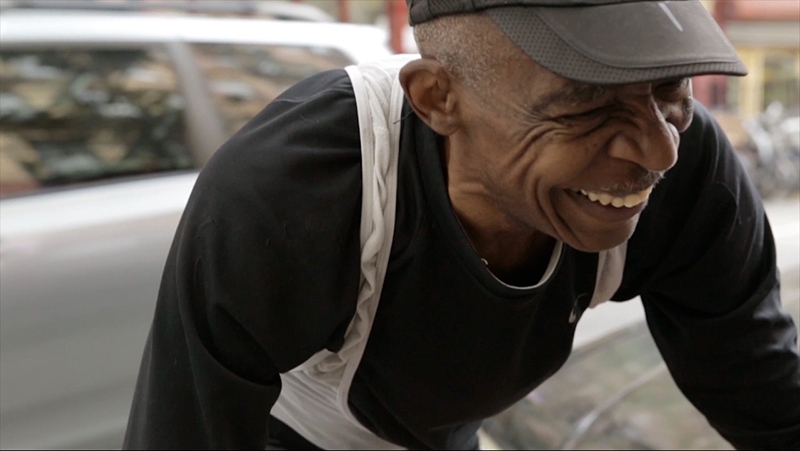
left=269, top=68, right=357, bottom=106
left=184, top=69, right=364, bottom=243
left=197, top=69, right=362, bottom=198
left=214, top=69, right=359, bottom=166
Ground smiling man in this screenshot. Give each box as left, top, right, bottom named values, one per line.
left=124, top=1, right=800, bottom=450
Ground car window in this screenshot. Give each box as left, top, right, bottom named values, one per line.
left=190, top=43, right=352, bottom=136
left=0, top=47, right=192, bottom=198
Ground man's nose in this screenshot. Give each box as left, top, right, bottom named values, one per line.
left=606, top=100, right=679, bottom=173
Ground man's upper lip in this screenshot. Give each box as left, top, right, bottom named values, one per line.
left=574, top=169, right=664, bottom=196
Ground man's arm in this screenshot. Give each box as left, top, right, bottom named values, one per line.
left=123, top=70, right=364, bottom=449
left=122, top=214, right=283, bottom=449
left=635, top=104, right=800, bottom=449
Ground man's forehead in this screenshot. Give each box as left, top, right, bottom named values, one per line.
left=530, top=80, right=608, bottom=113
left=555, top=82, right=608, bottom=106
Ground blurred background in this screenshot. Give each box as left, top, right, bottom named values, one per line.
left=0, top=0, right=797, bottom=449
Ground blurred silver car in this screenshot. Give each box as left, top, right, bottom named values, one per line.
left=0, top=7, right=390, bottom=449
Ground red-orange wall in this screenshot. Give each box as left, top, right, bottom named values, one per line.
left=731, top=0, right=800, bottom=22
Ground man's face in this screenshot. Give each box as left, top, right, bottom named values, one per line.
left=449, top=58, right=694, bottom=253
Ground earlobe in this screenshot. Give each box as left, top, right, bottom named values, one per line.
left=399, top=59, right=460, bottom=136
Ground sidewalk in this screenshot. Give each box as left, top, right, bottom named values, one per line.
left=573, top=193, right=800, bottom=349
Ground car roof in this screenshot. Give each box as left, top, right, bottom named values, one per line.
left=1, top=0, right=337, bottom=22
left=0, top=10, right=392, bottom=63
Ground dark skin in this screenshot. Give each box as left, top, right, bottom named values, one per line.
left=399, top=40, right=694, bottom=286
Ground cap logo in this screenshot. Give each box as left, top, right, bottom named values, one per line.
left=658, top=2, right=684, bottom=32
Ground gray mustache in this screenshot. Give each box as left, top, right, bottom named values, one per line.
left=608, top=168, right=664, bottom=194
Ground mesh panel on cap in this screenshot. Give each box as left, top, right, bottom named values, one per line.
left=490, top=8, right=745, bottom=84
left=429, top=0, right=475, bottom=15
left=409, top=0, right=474, bottom=25
left=408, top=0, right=667, bottom=25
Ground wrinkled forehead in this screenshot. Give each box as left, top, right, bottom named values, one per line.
left=487, top=57, right=688, bottom=117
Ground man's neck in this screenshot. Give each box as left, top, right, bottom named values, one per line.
left=442, top=141, right=556, bottom=285
left=449, top=192, right=556, bottom=286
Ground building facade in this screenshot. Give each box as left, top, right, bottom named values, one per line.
left=699, top=0, right=800, bottom=118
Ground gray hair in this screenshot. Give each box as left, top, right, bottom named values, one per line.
left=412, top=13, right=523, bottom=102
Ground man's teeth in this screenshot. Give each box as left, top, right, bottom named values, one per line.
left=579, top=186, right=653, bottom=208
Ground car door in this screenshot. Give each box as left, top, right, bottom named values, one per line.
left=0, top=43, right=207, bottom=449
left=0, top=32, right=369, bottom=450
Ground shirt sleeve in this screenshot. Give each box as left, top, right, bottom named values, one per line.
left=634, top=103, right=800, bottom=449
left=123, top=70, right=364, bottom=449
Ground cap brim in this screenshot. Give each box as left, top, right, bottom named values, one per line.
left=487, top=0, right=747, bottom=84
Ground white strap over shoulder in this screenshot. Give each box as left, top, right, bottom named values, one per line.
left=336, top=55, right=411, bottom=421
left=589, top=242, right=627, bottom=308
left=270, top=55, right=417, bottom=450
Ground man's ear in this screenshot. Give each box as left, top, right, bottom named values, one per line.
left=399, top=59, right=460, bottom=136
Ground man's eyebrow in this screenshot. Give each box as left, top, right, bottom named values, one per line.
left=530, top=83, right=608, bottom=115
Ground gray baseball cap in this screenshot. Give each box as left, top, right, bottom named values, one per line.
left=406, top=0, right=747, bottom=84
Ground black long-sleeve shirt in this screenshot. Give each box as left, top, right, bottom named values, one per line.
left=123, top=70, right=800, bottom=449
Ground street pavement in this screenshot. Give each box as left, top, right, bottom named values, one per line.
left=573, top=193, right=800, bottom=349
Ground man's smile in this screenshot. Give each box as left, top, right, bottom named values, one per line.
left=575, top=186, right=654, bottom=208
left=564, top=186, right=651, bottom=224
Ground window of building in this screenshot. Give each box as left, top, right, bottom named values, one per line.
left=764, top=51, right=800, bottom=112
left=190, top=43, right=352, bottom=136
left=0, top=48, right=192, bottom=198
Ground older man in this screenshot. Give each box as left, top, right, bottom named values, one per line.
left=124, top=1, right=800, bottom=449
